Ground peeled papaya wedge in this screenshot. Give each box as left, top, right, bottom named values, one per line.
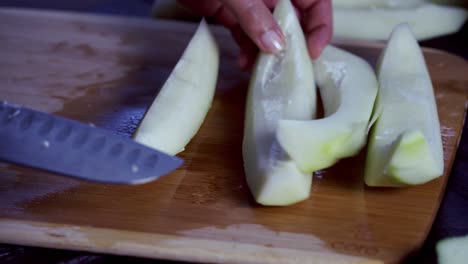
left=364, top=23, right=444, bottom=187
left=333, top=3, right=467, bottom=41
left=134, top=20, right=219, bottom=155
left=277, top=45, right=378, bottom=173
left=242, top=0, right=316, bottom=206
left=332, top=0, right=424, bottom=8
left=437, top=235, right=468, bottom=264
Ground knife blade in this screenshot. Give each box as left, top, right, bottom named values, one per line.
left=0, top=100, right=183, bottom=184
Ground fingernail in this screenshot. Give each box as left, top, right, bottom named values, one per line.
left=260, top=30, right=284, bottom=53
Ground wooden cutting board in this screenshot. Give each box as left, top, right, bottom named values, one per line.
left=0, top=8, right=467, bottom=264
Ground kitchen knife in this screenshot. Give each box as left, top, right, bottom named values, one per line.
left=0, top=100, right=183, bottom=184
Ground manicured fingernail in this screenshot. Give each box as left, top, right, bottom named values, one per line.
left=260, top=30, right=284, bottom=53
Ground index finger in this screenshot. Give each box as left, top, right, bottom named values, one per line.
left=220, top=0, right=286, bottom=53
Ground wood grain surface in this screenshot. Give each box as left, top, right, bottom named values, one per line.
left=0, top=8, right=466, bottom=264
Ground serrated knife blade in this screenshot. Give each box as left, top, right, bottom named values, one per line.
left=0, top=101, right=183, bottom=184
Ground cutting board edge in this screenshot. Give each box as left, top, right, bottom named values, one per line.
left=427, top=70, right=468, bottom=223
left=423, top=106, right=468, bottom=239
left=0, top=218, right=382, bottom=264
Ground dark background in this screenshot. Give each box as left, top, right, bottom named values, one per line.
left=0, top=1, right=466, bottom=263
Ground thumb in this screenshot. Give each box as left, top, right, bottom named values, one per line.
left=220, top=0, right=285, bottom=54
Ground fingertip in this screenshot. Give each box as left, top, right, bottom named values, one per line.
left=222, top=0, right=285, bottom=54
left=307, top=26, right=331, bottom=59
left=308, top=41, right=323, bottom=59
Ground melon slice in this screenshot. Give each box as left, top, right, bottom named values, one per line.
left=276, top=45, right=378, bottom=173
left=437, top=235, right=468, bottom=264
left=242, top=0, right=316, bottom=206
left=333, top=3, right=467, bottom=41
left=332, top=0, right=425, bottom=8
left=333, top=0, right=467, bottom=8
left=364, top=23, right=444, bottom=187
left=133, top=20, right=219, bottom=155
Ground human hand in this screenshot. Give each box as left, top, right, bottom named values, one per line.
left=177, top=0, right=332, bottom=69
